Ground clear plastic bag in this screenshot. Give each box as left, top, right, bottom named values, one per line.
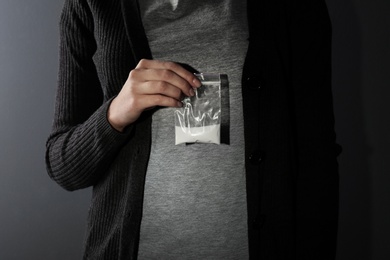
left=174, top=73, right=223, bottom=145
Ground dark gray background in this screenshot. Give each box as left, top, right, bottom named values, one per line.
left=0, top=0, right=389, bottom=259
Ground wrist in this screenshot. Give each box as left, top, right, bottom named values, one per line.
left=107, top=98, right=126, bottom=132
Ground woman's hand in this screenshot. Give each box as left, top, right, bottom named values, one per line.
left=107, top=59, right=201, bottom=132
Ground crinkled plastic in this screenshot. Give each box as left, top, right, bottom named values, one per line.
left=175, top=73, right=222, bottom=145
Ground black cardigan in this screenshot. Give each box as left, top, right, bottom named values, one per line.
left=46, top=0, right=341, bottom=259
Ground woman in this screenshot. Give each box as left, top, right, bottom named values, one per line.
left=46, top=0, right=340, bottom=259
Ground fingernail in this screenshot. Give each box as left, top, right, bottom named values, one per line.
left=193, top=78, right=201, bottom=88
left=177, top=101, right=183, bottom=107
left=189, top=88, right=195, bottom=96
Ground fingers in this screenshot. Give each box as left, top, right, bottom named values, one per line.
left=108, top=59, right=199, bottom=131
left=136, top=59, right=201, bottom=90
left=134, top=94, right=183, bottom=110
left=130, top=69, right=194, bottom=98
left=139, top=81, right=184, bottom=101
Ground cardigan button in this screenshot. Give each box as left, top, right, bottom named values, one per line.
left=248, top=150, right=265, bottom=165
left=246, top=76, right=262, bottom=90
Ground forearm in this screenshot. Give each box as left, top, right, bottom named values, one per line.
left=45, top=99, right=133, bottom=191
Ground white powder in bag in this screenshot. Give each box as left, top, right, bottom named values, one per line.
left=175, top=124, right=220, bottom=145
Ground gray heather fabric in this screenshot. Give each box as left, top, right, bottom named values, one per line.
left=138, top=0, right=249, bottom=259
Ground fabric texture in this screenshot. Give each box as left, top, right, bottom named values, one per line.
left=45, top=0, right=341, bottom=259
left=137, top=0, right=249, bottom=258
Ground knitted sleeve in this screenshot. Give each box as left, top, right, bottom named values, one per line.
left=45, top=0, right=132, bottom=191
left=290, top=0, right=340, bottom=259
